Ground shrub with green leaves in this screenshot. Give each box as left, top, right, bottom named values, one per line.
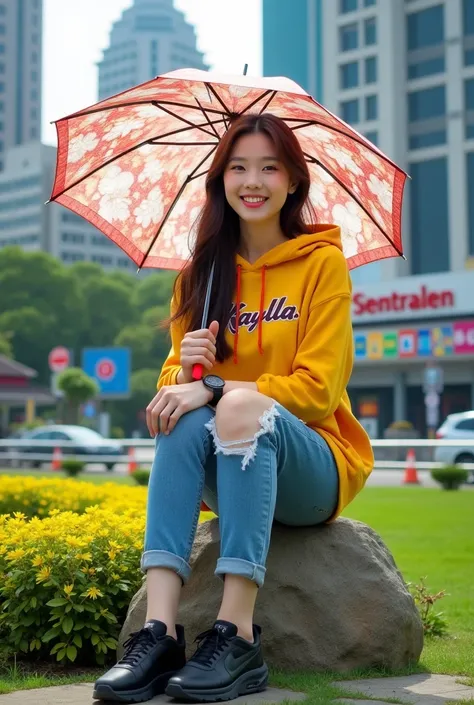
left=0, top=508, right=144, bottom=665
left=61, top=459, right=85, bottom=477
left=431, top=465, right=468, bottom=490
left=131, top=469, right=150, bottom=486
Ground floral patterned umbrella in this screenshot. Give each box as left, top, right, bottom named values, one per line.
left=49, top=68, right=407, bottom=271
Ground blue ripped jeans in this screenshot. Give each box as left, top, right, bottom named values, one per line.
left=141, top=402, right=339, bottom=587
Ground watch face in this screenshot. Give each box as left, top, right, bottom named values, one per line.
left=205, top=375, right=225, bottom=389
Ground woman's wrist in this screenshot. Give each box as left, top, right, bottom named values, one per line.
left=177, top=368, right=188, bottom=385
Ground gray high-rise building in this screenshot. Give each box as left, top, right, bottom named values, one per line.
left=97, top=0, right=208, bottom=101
left=0, top=0, right=43, bottom=170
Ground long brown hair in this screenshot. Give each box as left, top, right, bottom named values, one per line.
left=170, top=112, right=316, bottom=362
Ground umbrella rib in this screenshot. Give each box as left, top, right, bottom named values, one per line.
left=49, top=118, right=226, bottom=202
left=64, top=99, right=224, bottom=122
left=151, top=101, right=217, bottom=137
left=139, top=143, right=218, bottom=269
left=194, top=97, right=221, bottom=139
left=303, top=151, right=402, bottom=256
left=240, top=89, right=275, bottom=115
left=283, top=117, right=407, bottom=175
left=257, top=91, right=277, bottom=115
left=205, top=83, right=232, bottom=116
left=150, top=141, right=218, bottom=146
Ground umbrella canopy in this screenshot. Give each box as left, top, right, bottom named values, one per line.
left=50, top=68, right=407, bottom=271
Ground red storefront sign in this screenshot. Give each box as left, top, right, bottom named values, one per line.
left=353, top=286, right=455, bottom=317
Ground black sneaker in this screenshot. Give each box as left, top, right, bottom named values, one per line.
left=165, top=620, right=268, bottom=702
left=93, top=619, right=186, bottom=703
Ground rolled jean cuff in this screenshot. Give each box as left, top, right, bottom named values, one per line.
left=140, top=549, right=191, bottom=584
left=215, top=557, right=266, bottom=588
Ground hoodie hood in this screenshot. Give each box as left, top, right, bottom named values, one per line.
left=233, top=224, right=343, bottom=362
left=235, top=224, right=343, bottom=271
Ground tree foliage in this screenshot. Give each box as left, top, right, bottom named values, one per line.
left=1, top=247, right=176, bottom=434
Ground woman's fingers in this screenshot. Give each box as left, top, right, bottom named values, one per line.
left=158, top=401, right=179, bottom=436
left=184, top=338, right=216, bottom=357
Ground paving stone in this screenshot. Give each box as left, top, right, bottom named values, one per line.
left=0, top=684, right=307, bottom=705
left=336, top=674, right=474, bottom=704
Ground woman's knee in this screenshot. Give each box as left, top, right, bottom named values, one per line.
left=214, top=389, right=275, bottom=440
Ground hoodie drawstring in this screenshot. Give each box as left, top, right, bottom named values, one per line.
left=233, top=264, right=266, bottom=365
left=258, top=265, right=267, bottom=356
left=233, top=264, right=242, bottom=365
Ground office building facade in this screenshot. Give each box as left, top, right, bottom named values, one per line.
left=263, top=0, right=474, bottom=433
left=97, top=0, right=208, bottom=101
left=0, top=0, right=42, bottom=170
left=0, top=142, right=136, bottom=272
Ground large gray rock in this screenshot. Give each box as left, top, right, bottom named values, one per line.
left=119, top=518, right=423, bottom=672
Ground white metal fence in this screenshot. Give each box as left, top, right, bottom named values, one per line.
left=0, top=437, right=473, bottom=471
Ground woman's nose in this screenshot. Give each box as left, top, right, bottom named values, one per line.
left=244, top=171, right=263, bottom=188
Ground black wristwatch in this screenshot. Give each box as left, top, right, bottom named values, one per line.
left=202, top=374, right=225, bottom=407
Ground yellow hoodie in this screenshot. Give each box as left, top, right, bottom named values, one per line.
left=158, top=224, right=374, bottom=519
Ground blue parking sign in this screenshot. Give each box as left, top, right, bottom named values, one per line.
left=82, top=347, right=131, bottom=398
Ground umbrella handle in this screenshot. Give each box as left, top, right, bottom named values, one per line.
left=192, top=364, right=204, bottom=381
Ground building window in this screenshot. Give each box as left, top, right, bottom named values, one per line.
left=464, top=0, right=474, bottom=63
left=0, top=44, right=4, bottom=54
left=467, top=152, right=474, bottom=254
left=464, top=0, right=474, bottom=35
left=364, top=18, right=377, bottom=45
left=340, top=99, right=359, bottom=123
left=0, top=81, right=4, bottom=93
left=30, top=127, right=37, bottom=139
left=465, top=79, right=474, bottom=138
left=408, top=85, right=446, bottom=149
left=340, top=23, right=358, bottom=51
left=340, top=61, right=359, bottom=89
left=409, top=158, right=449, bottom=274
left=407, top=5, right=445, bottom=78
left=365, top=56, right=377, bottom=83
left=340, top=0, right=357, bottom=12
left=365, top=94, right=378, bottom=121
left=364, top=131, right=378, bottom=145
left=364, top=0, right=376, bottom=5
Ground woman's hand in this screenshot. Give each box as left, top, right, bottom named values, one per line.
left=179, top=320, right=219, bottom=383
left=146, top=382, right=213, bottom=437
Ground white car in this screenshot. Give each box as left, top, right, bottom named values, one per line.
left=434, top=411, right=474, bottom=479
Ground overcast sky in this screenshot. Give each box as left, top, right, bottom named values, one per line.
left=42, top=0, right=263, bottom=145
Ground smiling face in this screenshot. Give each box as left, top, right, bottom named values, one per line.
left=223, top=131, right=296, bottom=226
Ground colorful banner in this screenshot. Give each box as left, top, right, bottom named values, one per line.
left=453, top=321, right=474, bottom=354
left=353, top=320, right=474, bottom=360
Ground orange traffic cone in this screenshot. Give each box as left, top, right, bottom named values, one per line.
left=52, top=447, right=62, bottom=471
left=402, top=448, right=420, bottom=484
left=127, top=446, right=137, bottom=474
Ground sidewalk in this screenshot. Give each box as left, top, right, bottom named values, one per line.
left=0, top=674, right=472, bottom=704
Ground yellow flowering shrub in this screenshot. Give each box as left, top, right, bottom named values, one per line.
left=0, top=507, right=144, bottom=665
left=0, top=479, right=215, bottom=666
left=0, top=476, right=147, bottom=518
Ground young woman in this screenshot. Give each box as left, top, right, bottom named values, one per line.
left=94, top=113, right=374, bottom=704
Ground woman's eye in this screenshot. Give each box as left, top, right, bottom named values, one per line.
left=230, top=165, right=244, bottom=171
left=263, top=165, right=277, bottom=171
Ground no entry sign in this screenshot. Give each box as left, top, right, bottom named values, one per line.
left=48, top=346, right=70, bottom=373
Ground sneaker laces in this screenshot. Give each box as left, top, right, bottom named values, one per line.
left=191, top=628, right=230, bottom=666
left=120, top=628, right=160, bottom=666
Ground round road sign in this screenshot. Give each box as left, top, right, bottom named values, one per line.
left=48, top=346, right=70, bottom=373
left=95, top=358, right=116, bottom=381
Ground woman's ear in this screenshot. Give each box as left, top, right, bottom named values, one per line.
left=288, top=183, right=298, bottom=194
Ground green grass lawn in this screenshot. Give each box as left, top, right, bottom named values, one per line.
left=0, top=473, right=472, bottom=701
left=343, top=487, right=474, bottom=677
